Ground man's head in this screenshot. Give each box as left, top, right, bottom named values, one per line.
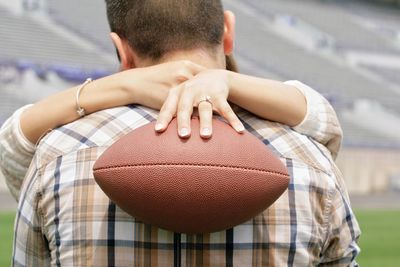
left=105, top=0, right=235, bottom=70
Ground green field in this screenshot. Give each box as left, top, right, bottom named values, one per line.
left=0, top=210, right=399, bottom=266
left=355, top=210, right=400, bottom=266
left=0, top=212, right=15, bottom=267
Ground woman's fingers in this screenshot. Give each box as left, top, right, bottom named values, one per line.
left=215, top=100, right=245, bottom=133
left=155, top=89, right=180, bottom=132
left=177, top=89, right=194, bottom=138
left=157, top=90, right=244, bottom=137
left=156, top=69, right=242, bottom=138
left=198, top=101, right=213, bottom=138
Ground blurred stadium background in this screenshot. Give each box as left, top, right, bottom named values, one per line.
left=1, top=0, right=400, bottom=202
left=0, top=0, right=400, bottom=265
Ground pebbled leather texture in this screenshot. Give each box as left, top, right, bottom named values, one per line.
left=93, top=117, right=290, bottom=234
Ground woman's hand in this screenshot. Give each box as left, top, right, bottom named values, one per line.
left=119, top=60, right=205, bottom=110
left=155, top=69, right=245, bottom=138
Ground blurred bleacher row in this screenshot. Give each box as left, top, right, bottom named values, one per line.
left=1, top=0, right=400, bottom=195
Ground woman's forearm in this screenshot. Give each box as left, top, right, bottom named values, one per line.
left=228, top=72, right=307, bottom=127
left=20, top=73, right=137, bottom=144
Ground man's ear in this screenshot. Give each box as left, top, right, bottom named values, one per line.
left=110, top=32, right=137, bottom=71
left=223, top=10, right=236, bottom=56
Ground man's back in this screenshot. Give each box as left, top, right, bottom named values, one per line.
left=14, top=105, right=360, bottom=266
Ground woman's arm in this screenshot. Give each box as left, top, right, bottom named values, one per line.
left=20, top=61, right=204, bottom=144
left=229, top=75, right=342, bottom=157
left=0, top=105, right=36, bottom=200
left=156, top=70, right=307, bottom=136
left=228, top=72, right=307, bottom=127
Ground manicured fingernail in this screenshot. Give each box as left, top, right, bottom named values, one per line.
left=179, top=128, right=190, bottom=137
left=236, top=125, right=245, bottom=133
left=155, top=123, right=163, bottom=131
left=201, top=127, right=212, bottom=137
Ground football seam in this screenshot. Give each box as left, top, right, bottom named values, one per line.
left=94, top=163, right=289, bottom=177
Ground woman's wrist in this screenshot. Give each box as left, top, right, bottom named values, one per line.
left=120, top=69, right=169, bottom=110
left=226, top=70, right=251, bottom=105
left=226, top=70, right=238, bottom=102
left=114, top=70, right=142, bottom=104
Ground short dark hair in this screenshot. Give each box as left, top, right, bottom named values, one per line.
left=105, top=0, right=225, bottom=60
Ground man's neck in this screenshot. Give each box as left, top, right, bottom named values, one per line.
left=139, top=48, right=226, bottom=69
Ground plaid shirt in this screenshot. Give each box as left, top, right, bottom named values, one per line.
left=12, top=82, right=360, bottom=266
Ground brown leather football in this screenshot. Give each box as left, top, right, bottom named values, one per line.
left=93, top=117, right=289, bottom=234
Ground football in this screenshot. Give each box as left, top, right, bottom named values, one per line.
left=93, top=117, right=290, bottom=234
